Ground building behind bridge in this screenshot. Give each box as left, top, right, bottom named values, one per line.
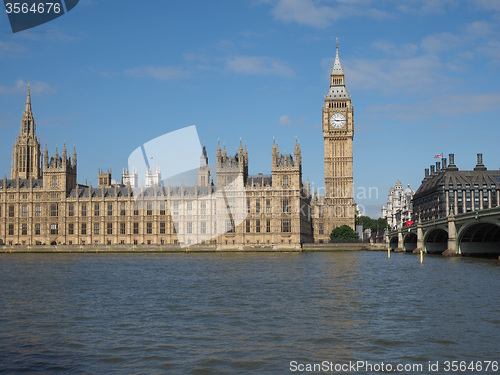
left=382, top=179, right=414, bottom=230
left=412, top=154, right=500, bottom=222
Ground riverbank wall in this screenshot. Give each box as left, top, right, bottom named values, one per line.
left=1, top=242, right=387, bottom=253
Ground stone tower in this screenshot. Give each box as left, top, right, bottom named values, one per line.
left=215, top=140, right=248, bottom=189
left=11, top=84, right=42, bottom=179
left=42, top=144, right=77, bottom=193
left=271, top=139, right=302, bottom=190
left=122, top=167, right=138, bottom=187
left=98, top=168, right=112, bottom=188
left=322, top=40, right=355, bottom=231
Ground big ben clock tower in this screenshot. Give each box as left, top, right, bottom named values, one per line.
left=322, top=40, right=355, bottom=233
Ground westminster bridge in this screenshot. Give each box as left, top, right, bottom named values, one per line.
left=387, top=206, right=500, bottom=257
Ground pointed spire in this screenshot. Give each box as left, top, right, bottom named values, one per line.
left=20, top=83, right=35, bottom=135
left=216, top=139, right=222, bottom=163
left=25, top=82, right=32, bottom=112
left=331, top=37, right=344, bottom=75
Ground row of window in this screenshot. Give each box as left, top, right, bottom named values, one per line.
left=244, top=219, right=290, bottom=233
left=326, top=101, right=347, bottom=108
left=446, top=183, right=498, bottom=189
left=246, top=199, right=291, bottom=214
left=0, top=199, right=302, bottom=217
left=8, top=222, right=168, bottom=236
left=4, top=194, right=45, bottom=200
left=6, top=219, right=295, bottom=236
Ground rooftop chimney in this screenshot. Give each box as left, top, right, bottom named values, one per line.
left=430, top=165, right=435, bottom=174
left=436, top=161, right=441, bottom=171
left=442, top=158, right=447, bottom=169
left=474, top=153, right=487, bottom=171
left=425, top=168, right=429, bottom=178
left=447, top=153, right=458, bottom=171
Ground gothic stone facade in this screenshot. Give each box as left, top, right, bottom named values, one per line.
left=0, top=46, right=355, bottom=247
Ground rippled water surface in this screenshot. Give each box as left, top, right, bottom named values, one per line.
left=1, top=251, right=499, bottom=374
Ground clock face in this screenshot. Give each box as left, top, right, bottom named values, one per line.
left=330, top=112, right=346, bottom=129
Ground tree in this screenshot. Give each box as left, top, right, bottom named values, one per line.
left=377, top=217, right=388, bottom=231
left=357, top=215, right=387, bottom=232
left=330, top=225, right=359, bottom=241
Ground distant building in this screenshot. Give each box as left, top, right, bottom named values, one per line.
left=382, top=179, right=414, bottom=230
left=412, top=154, right=500, bottom=222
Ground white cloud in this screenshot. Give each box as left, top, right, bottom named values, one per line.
left=345, top=19, right=500, bottom=96
left=226, top=56, right=294, bottom=77
left=421, top=32, right=462, bottom=54
left=366, top=92, right=500, bottom=121
left=125, top=66, right=191, bottom=81
left=264, top=0, right=391, bottom=28
left=370, top=41, right=419, bottom=58
left=473, top=0, right=500, bottom=12
left=14, top=26, right=79, bottom=43
left=277, top=114, right=305, bottom=127
left=264, top=0, right=460, bottom=29
left=394, top=0, right=457, bottom=14
left=270, top=0, right=339, bottom=28
left=0, top=79, right=54, bottom=95
left=438, top=92, right=500, bottom=114
left=0, top=41, right=26, bottom=57
left=346, top=55, right=444, bottom=95
left=279, top=115, right=291, bottom=126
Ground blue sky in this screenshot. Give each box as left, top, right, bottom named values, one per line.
left=1, top=0, right=500, bottom=218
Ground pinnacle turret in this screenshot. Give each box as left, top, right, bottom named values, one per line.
left=200, top=145, right=208, bottom=167
left=43, top=144, right=48, bottom=169
left=294, top=138, right=301, bottom=154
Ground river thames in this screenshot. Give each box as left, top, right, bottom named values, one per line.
left=1, top=251, right=499, bottom=374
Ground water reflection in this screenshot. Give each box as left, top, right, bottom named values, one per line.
left=0, top=252, right=499, bottom=374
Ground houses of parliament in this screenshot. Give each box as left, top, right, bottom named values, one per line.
left=0, top=45, right=355, bottom=248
